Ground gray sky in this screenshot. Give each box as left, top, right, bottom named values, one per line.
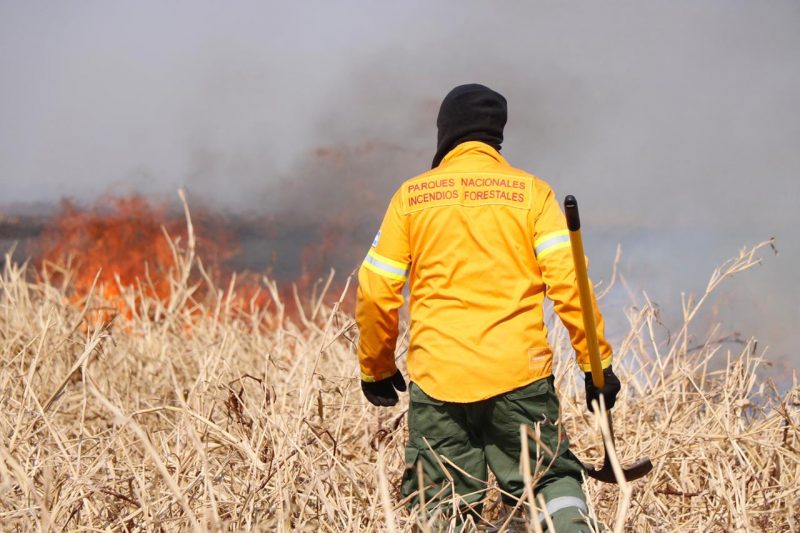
left=1, top=1, right=798, bottom=372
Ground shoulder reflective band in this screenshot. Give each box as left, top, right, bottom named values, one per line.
left=362, top=249, right=410, bottom=281
left=534, top=229, right=570, bottom=259
left=538, top=496, right=588, bottom=524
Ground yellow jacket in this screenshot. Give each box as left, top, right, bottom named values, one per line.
left=356, top=141, right=612, bottom=402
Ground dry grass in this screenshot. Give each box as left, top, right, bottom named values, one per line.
left=0, top=206, right=797, bottom=531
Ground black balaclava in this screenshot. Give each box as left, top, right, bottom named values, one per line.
left=432, top=83, right=507, bottom=169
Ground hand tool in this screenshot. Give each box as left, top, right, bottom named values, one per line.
left=564, top=195, right=653, bottom=483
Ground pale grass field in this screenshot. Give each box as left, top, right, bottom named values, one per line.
left=0, top=207, right=797, bottom=531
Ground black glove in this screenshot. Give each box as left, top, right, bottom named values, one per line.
left=584, top=366, right=621, bottom=412
left=361, top=371, right=407, bottom=407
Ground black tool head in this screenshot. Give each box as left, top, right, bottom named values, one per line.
left=585, top=456, right=653, bottom=484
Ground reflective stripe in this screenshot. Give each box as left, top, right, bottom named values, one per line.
left=538, top=496, right=588, bottom=524
left=362, top=249, right=410, bottom=281
left=534, top=230, right=571, bottom=259
left=533, top=229, right=569, bottom=249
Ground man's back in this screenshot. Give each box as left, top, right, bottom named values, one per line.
left=398, top=141, right=553, bottom=401
left=359, top=139, right=612, bottom=403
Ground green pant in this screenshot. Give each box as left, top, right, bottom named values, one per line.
left=401, top=377, right=594, bottom=532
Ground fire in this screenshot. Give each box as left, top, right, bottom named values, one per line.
left=36, top=195, right=231, bottom=321
left=34, top=193, right=356, bottom=325
left=41, top=197, right=173, bottom=301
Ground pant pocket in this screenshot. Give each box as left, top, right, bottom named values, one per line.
left=402, top=439, right=488, bottom=511
left=498, top=377, right=570, bottom=460
left=502, top=378, right=556, bottom=425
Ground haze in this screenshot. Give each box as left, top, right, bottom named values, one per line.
left=1, top=1, right=798, bottom=372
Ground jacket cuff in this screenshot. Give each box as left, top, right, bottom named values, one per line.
left=360, top=368, right=397, bottom=382
left=579, top=356, right=612, bottom=373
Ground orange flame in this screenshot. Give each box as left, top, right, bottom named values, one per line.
left=40, top=197, right=174, bottom=300
left=34, top=194, right=353, bottom=326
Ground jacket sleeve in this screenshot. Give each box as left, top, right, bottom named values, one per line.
left=531, top=182, right=613, bottom=372
left=355, top=191, right=411, bottom=382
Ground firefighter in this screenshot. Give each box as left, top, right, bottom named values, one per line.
left=355, top=83, right=621, bottom=531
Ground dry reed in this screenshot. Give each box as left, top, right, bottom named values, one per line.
left=0, top=203, right=797, bottom=531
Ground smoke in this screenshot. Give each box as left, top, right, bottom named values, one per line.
left=1, top=1, right=798, bottom=372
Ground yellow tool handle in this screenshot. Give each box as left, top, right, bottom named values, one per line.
left=563, top=195, right=605, bottom=389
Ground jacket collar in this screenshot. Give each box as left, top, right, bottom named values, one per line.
left=440, top=141, right=509, bottom=167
